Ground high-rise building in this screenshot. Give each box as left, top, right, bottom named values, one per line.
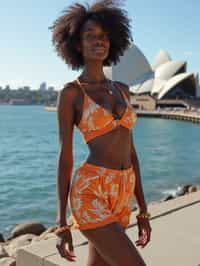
left=39, top=82, right=47, bottom=91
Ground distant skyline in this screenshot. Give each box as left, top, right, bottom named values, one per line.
left=1, top=0, right=200, bottom=90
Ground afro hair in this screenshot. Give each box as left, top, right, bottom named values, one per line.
left=49, top=0, right=133, bottom=70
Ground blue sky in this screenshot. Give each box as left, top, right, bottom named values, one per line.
left=1, top=0, right=199, bottom=90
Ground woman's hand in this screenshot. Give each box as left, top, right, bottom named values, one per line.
left=56, top=229, right=76, bottom=262
left=135, top=217, right=152, bottom=248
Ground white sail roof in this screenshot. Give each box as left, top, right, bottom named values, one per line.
left=137, top=79, right=154, bottom=94
left=152, top=50, right=171, bottom=70
left=151, top=78, right=166, bottom=95
left=155, top=61, right=186, bottom=80
left=157, top=73, right=195, bottom=100
left=104, top=44, right=152, bottom=86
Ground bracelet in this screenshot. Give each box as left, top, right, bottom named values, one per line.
left=55, top=225, right=71, bottom=235
left=136, top=211, right=151, bottom=219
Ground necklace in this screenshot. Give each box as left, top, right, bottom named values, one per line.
left=77, top=78, right=113, bottom=95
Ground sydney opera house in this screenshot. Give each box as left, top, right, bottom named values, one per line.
left=104, top=44, right=200, bottom=110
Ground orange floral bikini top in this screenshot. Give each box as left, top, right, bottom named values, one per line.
left=76, top=78, right=137, bottom=143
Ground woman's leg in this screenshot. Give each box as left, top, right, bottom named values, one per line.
left=86, top=225, right=126, bottom=266
left=87, top=241, right=110, bottom=266
left=81, top=222, right=146, bottom=266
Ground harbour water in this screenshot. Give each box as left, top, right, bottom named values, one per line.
left=1, top=105, right=200, bottom=237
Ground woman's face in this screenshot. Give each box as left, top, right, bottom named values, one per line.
left=78, top=19, right=110, bottom=63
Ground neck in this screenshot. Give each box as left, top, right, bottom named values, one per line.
left=80, top=61, right=106, bottom=82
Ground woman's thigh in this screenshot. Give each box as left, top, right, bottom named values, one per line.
left=87, top=241, right=109, bottom=266
left=87, top=226, right=126, bottom=266
left=81, top=222, right=146, bottom=266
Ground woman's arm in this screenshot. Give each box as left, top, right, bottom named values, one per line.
left=130, top=133, right=148, bottom=213
left=56, top=84, right=77, bottom=226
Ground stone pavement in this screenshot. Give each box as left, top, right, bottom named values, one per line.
left=17, top=191, right=200, bottom=266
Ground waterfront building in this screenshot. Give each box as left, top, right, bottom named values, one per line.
left=104, top=44, right=200, bottom=108
left=47, top=86, right=55, bottom=92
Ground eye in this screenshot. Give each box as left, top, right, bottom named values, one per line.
left=83, top=32, right=94, bottom=40
left=82, top=31, right=109, bottom=41
left=104, top=32, right=109, bottom=38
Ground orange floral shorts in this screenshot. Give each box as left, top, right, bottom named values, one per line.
left=69, top=161, right=136, bottom=230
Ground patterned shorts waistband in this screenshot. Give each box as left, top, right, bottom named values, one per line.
left=78, top=160, right=134, bottom=175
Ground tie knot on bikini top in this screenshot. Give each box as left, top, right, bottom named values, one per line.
left=76, top=78, right=137, bottom=143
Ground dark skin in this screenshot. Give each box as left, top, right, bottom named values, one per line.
left=56, top=19, right=152, bottom=265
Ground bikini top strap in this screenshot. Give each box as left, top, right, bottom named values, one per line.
left=113, top=81, right=129, bottom=104
left=76, top=78, right=86, bottom=95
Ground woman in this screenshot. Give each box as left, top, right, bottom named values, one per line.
left=49, top=0, right=152, bottom=265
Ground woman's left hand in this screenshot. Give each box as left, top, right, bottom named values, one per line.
left=135, top=217, right=152, bottom=248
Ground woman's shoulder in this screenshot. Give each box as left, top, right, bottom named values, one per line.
left=62, top=79, right=80, bottom=91
left=58, top=80, right=81, bottom=105
left=60, top=79, right=81, bottom=96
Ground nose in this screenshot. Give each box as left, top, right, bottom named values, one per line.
left=96, top=39, right=104, bottom=46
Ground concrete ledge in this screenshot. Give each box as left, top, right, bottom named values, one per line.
left=17, top=191, right=200, bottom=266
left=129, top=189, right=200, bottom=227
left=137, top=110, right=200, bottom=123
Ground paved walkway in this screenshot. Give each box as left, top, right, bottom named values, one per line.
left=17, top=191, right=200, bottom=266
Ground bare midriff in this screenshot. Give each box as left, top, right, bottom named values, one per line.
left=86, top=126, right=132, bottom=170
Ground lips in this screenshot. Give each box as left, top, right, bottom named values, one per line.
left=94, top=47, right=106, bottom=52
